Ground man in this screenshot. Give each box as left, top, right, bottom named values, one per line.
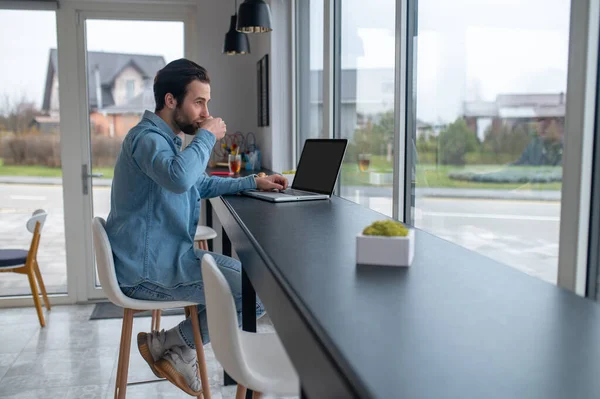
left=105, top=58, right=287, bottom=395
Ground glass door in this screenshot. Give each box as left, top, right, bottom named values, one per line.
left=0, top=9, right=70, bottom=301
left=407, top=0, right=571, bottom=284
left=77, top=12, right=186, bottom=299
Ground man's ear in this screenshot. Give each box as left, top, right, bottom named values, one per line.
left=165, top=93, right=177, bottom=109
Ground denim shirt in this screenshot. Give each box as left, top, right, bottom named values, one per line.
left=105, top=111, right=256, bottom=288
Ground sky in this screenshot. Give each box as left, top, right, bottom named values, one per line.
left=0, top=0, right=571, bottom=124
left=311, top=0, right=570, bottom=123
left=0, top=10, right=183, bottom=112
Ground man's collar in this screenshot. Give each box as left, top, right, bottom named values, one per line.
left=142, top=110, right=182, bottom=147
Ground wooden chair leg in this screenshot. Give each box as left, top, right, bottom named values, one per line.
left=34, top=260, right=51, bottom=310
left=236, top=385, right=247, bottom=399
left=252, top=392, right=263, bottom=399
left=26, top=269, right=45, bottom=327
left=114, top=308, right=134, bottom=399
left=187, top=305, right=211, bottom=399
left=152, top=310, right=161, bottom=331
left=114, top=309, right=128, bottom=398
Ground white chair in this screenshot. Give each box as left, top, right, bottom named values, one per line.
left=150, top=224, right=218, bottom=332
left=201, top=254, right=299, bottom=399
left=0, top=209, right=50, bottom=327
left=92, top=217, right=212, bottom=399
left=195, top=225, right=217, bottom=250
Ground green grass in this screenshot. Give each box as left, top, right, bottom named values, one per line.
left=340, top=156, right=562, bottom=191
left=0, top=159, right=114, bottom=179
left=416, top=165, right=562, bottom=191
left=0, top=156, right=562, bottom=191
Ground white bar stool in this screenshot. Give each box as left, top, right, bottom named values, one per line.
left=150, top=225, right=218, bottom=332
left=92, top=217, right=212, bottom=399
left=201, top=254, right=299, bottom=399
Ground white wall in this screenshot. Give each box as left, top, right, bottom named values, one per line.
left=195, top=0, right=293, bottom=172
left=261, top=0, right=294, bottom=172
left=195, top=1, right=260, bottom=146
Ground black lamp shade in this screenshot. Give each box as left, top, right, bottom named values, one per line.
left=236, top=0, right=272, bottom=33
left=224, top=15, right=250, bottom=55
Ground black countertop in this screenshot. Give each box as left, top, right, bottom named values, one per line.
left=216, top=194, right=600, bottom=398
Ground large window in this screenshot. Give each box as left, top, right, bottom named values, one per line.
left=0, top=10, right=68, bottom=296
left=297, top=0, right=574, bottom=285
left=338, top=0, right=396, bottom=217
left=296, top=0, right=324, bottom=151
left=84, top=18, right=184, bottom=288
left=410, top=0, right=570, bottom=284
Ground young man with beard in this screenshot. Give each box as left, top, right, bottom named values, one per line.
left=105, top=58, right=287, bottom=395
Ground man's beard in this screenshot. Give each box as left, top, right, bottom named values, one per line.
left=174, top=109, right=199, bottom=136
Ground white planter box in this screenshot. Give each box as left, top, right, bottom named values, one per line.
left=369, top=172, right=393, bottom=186
left=356, top=229, right=415, bottom=267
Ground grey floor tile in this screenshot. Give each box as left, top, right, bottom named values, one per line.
left=6, top=347, right=116, bottom=378
left=0, top=384, right=108, bottom=399
left=0, top=305, right=297, bottom=399
left=0, top=367, right=9, bottom=381
left=66, top=384, right=109, bottom=399
left=0, top=353, right=18, bottom=368
left=0, top=323, right=40, bottom=354
left=0, top=386, right=70, bottom=399
left=0, top=304, right=93, bottom=326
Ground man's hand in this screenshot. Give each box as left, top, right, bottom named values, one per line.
left=255, top=174, right=289, bottom=191
left=200, top=117, right=226, bottom=140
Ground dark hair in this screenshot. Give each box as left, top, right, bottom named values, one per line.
left=153, top=58, right=210, bottom=111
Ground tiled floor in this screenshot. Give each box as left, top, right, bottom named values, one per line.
left=0, top=304, right=294, bottom=399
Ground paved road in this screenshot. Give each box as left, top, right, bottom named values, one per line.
left=0, top=183, right=111, bottom=296
left=0, top=183, right=560, bottom=296
left=338, top=191, right=559, bottom=284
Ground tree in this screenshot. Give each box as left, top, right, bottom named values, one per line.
left=350, top=110, right=395, bottom=156
left=483, top=122, right=532, bottom=162
left=513, top=119, right=564, bottom=166
left=0, top=93, right=41, bottom=135
left=416, top=132, right=438, bottom=154
left=438, top=118, right=479, bottom=165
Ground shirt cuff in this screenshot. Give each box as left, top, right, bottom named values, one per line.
left=193, top=129, right=217, bottom=147
left=244, top=175, right=258, bottom=190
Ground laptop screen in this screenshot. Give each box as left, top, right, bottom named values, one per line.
left=292, top=139, right=348, bottom=195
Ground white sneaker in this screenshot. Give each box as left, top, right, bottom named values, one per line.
left=155, top=346, right=202, bottom=396
left=137, top=330, right=168, bottom=378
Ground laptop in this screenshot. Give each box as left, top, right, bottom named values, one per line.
left=242, top=139, right=348, bottom=203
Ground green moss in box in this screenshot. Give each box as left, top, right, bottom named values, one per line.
left=362, top=220, right=409, bottom=237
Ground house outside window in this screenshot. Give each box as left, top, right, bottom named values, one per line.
left=126, top=79, right=135, bottom=100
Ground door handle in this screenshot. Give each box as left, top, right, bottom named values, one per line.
left=81, top=164, right=103, bottom=195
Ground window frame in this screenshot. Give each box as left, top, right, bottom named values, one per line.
left=295, top=0, right=597, bottom=295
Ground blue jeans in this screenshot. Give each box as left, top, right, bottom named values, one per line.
left=121, top=249, right=264, bottom=347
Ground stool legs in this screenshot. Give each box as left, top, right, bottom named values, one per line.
left=236, top=385, right=247, bottom=399
left=236, top=386, right=262, bottom=399
left=187, top=305, right=211, bottom=399
left=113, top=307, right=210, bottom=398
left=195, top=239, right=209, bottom=251
left=151, top=310, right=161, bottom=331
left=115, top=308, right=134, bottom=399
